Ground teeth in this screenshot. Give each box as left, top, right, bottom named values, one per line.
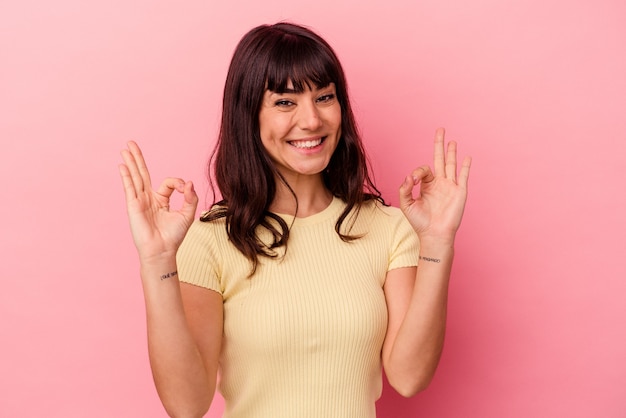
left=291, top=138, right=322, bottom=149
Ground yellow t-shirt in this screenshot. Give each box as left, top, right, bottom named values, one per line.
left=177, top=197, right=419, bottom=418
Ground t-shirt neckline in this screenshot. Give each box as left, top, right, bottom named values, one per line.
left=272, top=196, right=345, bottom=226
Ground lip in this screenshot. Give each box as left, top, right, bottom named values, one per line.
left=287, top=135, right=325, bottom=143
left=287, top=136, right=327, bottom=152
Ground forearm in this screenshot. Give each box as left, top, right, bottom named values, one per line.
left=140, top=257, right=215, bottom=417
left=385, top=240, right=454, bottom=396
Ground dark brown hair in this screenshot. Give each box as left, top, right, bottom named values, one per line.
left=202, top=22, right=383, bottom=272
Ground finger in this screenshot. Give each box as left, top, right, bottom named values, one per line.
left=412, top=165, right=435, bottom=184
left=399, top=175, right=416, bottom=210
left=120, top=147, right=144, bottom=193
left=118, top=164, right=137, bottom=202
left=445, top=141, right=458, bottom=182
left=458, top=156, right=472, bottom=188
left=399, top=165, right=432, bottom=206
left=127, top=141, right=153, bottom=191
left=156, top=178, right=187, bottom=202
left=181, top=181, right=199, bottom=219
left=433, top=128, right=446, bottom=177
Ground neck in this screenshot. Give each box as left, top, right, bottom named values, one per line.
left=270, top=174, right=333, bottom=218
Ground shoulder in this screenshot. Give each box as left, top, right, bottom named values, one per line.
left=340, top=199, right=412, bottom=240
left=178, top=217, right=228, bottom=258
left=188, top=216, right=225, bottom=239
left=374, top=201, right=404, bottom=218
left=358, top=199, right=407, bottom=227
left=177, top=218, right=227, bottom=293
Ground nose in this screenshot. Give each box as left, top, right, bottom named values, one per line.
left=297, top=101, right=323, bottom=131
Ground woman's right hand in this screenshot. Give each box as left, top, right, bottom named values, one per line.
left=119, top=141, right=198, bottom=262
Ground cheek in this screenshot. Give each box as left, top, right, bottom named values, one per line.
left=329, top=107, right=342, bottom=132
left=335, top=113, right=343, bottom=137
left=260, top=114, right=292, bottom=142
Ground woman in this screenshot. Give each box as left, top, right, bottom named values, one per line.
left=119, top=22, right=470, bottom=418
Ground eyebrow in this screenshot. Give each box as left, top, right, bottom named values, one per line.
left=266, top=88, right=297, bottom=98
left=268, top=83, right=334, bottom=96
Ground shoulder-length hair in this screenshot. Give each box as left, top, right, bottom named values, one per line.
left=202, top=22, right=383, bottom=273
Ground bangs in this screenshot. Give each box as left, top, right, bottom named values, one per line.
left=264, top=34, right=338, bottom=93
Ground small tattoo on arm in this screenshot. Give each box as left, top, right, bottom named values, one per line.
left=419, top=256, right=441, bottom=263
left=160, top=271, right=178, bottom=280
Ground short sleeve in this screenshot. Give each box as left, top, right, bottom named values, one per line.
left=387, top=209, right=420, bottom=271
left=176, top=220, right=223, bottom=295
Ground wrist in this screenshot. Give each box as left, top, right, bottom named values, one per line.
left=139, top=255, right=178, bottom=279
left=417, top=238, right=455, bottom=265
left=138, top=249, right=178, bottom=265
left=417, top=235, right=456, bottom=250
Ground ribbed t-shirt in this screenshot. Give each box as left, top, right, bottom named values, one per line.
left=176, top=197, right=420, bottom=418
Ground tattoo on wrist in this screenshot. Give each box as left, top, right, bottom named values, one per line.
left=419, top=256, right=441, bottom=263
left=160, top=271, right=178, bottom=280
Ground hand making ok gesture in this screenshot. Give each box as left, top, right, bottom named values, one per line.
left=119, top=141, right=198, bottom=262
left=399, top=128, right=471, bottom=242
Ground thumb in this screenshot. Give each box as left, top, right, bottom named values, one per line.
left=180, top=181, right=199, bottom=219
left=399, top=175, right=416, bottom=211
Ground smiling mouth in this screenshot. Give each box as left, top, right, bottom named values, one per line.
left=288, top=137, right=326, bottom=149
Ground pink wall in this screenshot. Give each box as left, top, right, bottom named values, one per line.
left=2, top=0, right=625, bottom=416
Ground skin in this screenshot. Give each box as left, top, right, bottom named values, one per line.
left=119, top=85, right=471, bottom=415
left=258, top=82, right=341, bottom=216
left=384, top=129, right=471, bottom=395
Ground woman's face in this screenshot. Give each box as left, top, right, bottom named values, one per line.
left=258, top=81, right=341, bottom=182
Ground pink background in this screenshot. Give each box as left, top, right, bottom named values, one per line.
left=2, top=0, right=625, bottom=417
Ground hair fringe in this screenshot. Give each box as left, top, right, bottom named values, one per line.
left=201, top=22, right=386, bottom=276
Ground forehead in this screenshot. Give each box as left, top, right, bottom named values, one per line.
left=265, top=58, right=335, bottom=93
left=266, top=79, right=334, bottom=94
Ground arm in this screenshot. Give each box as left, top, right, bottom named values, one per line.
left=141, top=262, right=222, bottom=418
left=119, top=142, right=221, bottom=417
left=382, top=128, right=471, bottom=397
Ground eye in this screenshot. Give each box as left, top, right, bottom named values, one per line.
left=316, top=93, right=336, bottom=103
left=275, top=99, right=294, bottom=107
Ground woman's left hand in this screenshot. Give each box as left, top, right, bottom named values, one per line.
left=399, top=128, right=471, bottom=242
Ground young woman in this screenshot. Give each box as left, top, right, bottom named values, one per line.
left=119, top=22, right=471, bottom=418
